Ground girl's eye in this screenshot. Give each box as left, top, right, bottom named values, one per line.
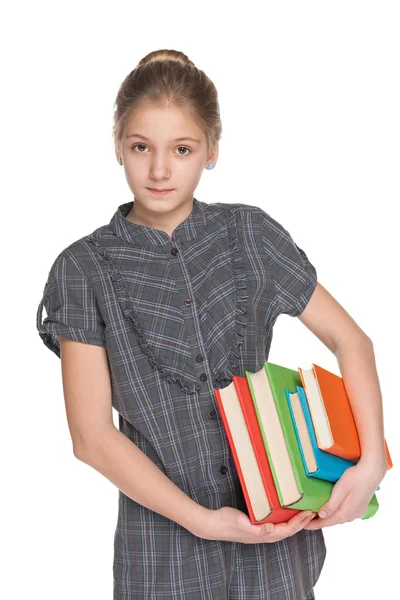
left=176, top=146, right=191, bottom=155
left=131, top=144, right=191, bottom=156
left=132, top=144, right=148, bottom=152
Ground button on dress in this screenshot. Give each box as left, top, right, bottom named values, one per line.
left=36, top=197, right=326, bottom=600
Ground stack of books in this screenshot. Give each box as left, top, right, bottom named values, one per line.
left=214, top=362, right=393, bottom=525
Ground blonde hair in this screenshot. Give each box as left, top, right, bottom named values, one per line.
left=112, top=49, right=222, bottom=155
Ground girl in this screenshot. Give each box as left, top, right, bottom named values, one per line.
left=36, top=49, right=388, bottom=600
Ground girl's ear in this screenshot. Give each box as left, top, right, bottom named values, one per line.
left=208, top=144, right=219, bottom=168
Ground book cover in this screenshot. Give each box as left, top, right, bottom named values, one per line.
left=214, top=383, right=272, bottom=524
left=300, top=363, right=393, bottom=468
left=287, top=386, right=356, bottom=482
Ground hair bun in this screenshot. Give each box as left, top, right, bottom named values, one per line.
left=138, top=49, right=195, bottom=68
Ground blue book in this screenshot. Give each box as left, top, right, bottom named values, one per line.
left=286, top=386, right=355, bottom=482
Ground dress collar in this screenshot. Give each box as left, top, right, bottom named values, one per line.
left=109, top=197, right=207, bottom=246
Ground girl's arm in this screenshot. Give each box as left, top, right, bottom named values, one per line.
left=59, top=338, right=209, bottom=533
left=297, top=282, right=388, bottom=528
left=297, top=282, right=387, bottom=472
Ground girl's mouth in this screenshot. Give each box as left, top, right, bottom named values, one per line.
left=147, top=188, right=174, bottom=195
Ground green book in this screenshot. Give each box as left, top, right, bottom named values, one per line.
left=245, top=361, right=379, bottom=519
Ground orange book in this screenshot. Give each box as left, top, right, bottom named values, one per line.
left=299, top=363, right=393, bottom=468
left=214, top=375, right=299, bottom=525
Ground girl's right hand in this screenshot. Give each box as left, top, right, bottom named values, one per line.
left=195, top=506, right=317, bottom=544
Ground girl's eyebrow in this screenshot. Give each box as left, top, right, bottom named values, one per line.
left=125, top=133, right=201, bottom=144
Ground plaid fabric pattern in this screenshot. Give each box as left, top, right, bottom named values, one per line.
left=37, top=198, right=326, bottom=599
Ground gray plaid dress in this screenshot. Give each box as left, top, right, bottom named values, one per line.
left=36, top=197, right=326, bottom=600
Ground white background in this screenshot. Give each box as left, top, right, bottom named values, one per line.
left=2, top=1, right=399, bottom=598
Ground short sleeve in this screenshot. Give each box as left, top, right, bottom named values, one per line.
left=258, top=208, right=318, bottom=317
left=36, top=250, right=106, bottom=357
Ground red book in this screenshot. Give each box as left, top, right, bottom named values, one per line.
left=214, top=374, right=300, bottom=525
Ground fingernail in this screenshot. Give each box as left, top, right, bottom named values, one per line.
left=265, top=523, right=274, bottom=533
left=319, top=510, right=327, bottom=518
left=303, top=511, right=312, bottom=518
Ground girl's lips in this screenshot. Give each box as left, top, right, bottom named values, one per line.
left=147, top=188, right=174, bottom=195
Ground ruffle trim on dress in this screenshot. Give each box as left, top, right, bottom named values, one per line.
left=212, top=209, right=249, bottom=390
left=85, top=234, right=201, bottom=395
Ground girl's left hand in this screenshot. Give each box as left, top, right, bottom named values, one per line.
left=304, top=458, right=387, bottom=530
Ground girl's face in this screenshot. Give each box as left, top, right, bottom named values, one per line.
left=117, top=104, right=218, bottom=211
